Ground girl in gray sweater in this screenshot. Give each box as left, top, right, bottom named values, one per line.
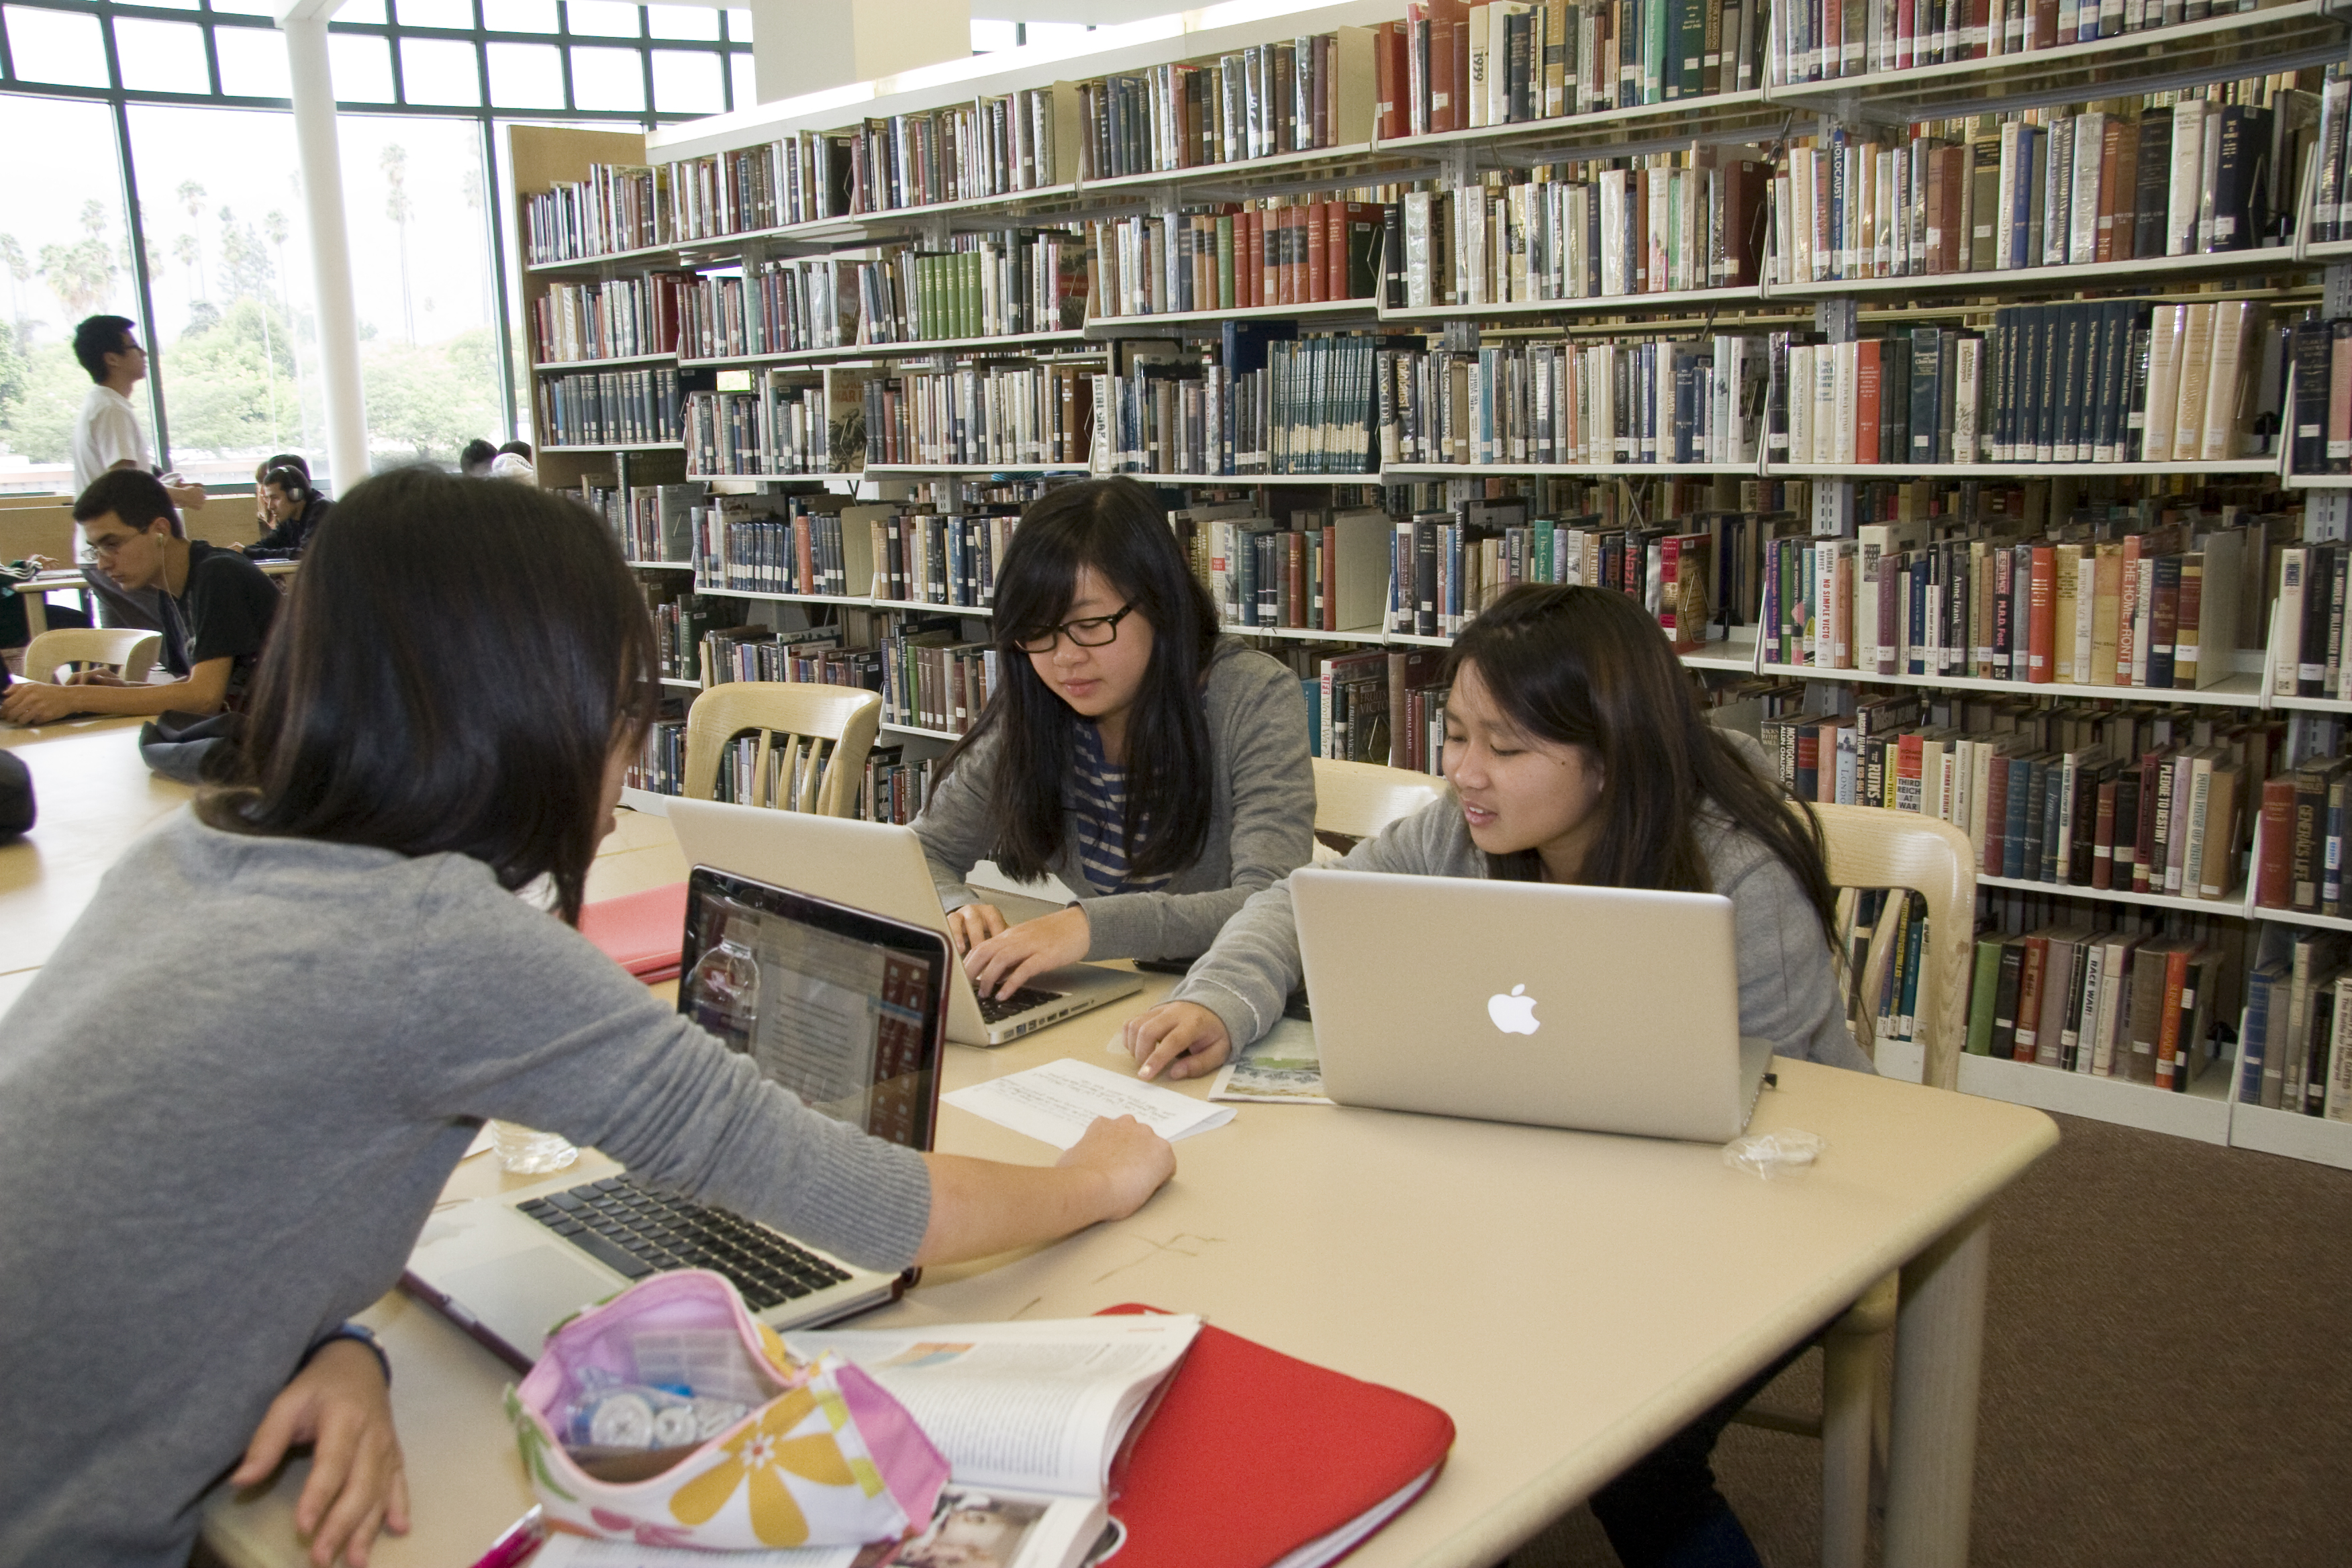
left=0, top=470, right=1175, bottom=1568
left=913, top=477, right=1316, bottom=1002
left=1124, top=582, right=1869, bottom=1568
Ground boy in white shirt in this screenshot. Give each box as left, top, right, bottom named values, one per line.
left=67, top=315, right=207, bottom=631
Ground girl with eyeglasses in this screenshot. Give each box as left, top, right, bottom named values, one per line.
left=912, top=477, right=1318, bottom=1002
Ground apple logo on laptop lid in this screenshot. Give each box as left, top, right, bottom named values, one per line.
left=1487, top=984, right=1540, bottom=1036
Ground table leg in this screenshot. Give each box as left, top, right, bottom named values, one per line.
left=1883, top=1208, right=1991, bottom=1568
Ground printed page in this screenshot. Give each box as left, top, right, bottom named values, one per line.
left=787, top=1316, right=1200, bottom=1496
left=1208, top=1017, right=1333, bottom=1105
left=942, top=1059, right=1233, bottom=1150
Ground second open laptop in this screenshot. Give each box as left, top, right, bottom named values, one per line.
left=405, top=867, right=952, bottom=1368
left=1291, top=869, right=1772, bottom=1142
left=667, top=797, right=1141, bottom=1045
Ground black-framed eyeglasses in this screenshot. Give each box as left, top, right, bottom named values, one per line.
left=1010, top=603, right=1138, bottom=654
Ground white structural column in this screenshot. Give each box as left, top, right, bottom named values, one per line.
left=277, top=0, right=369, bottom=493
left=748, top=0, right=971, bottom=105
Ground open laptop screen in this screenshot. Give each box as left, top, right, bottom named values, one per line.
left=678, top=866, right=949, bottom=1152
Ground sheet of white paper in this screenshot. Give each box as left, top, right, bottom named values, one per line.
left=943, top=1058, right=1234, bottom=1150
left=462, top=1122, right=497, bottom=1159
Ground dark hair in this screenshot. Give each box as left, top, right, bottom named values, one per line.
left=497, top=440, right=534, bottom=460
left=72, top=315, right=136, bottom=382
left=196, top=467, right=659, bottom=924
left=261, top=464, right=311, bottom=505
left=73, top=469, right=183, bottom=540
left=950, top=477, right=1221, bottom=883
left=264, top=452, right=311, bottom=479
left=1443, top=585, right=1839, bottom=948
left=459, top=438, right=498, bottom=471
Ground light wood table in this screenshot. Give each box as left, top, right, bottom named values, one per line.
left=203, top=816, right=2057, bottom=1568
left=0, top=718, right=187, bottom=982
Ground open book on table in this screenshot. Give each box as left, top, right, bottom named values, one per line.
left=531, top=1315, right=1199, bottom=1568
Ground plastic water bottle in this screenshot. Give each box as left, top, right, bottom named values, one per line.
left=491, top=1121, right=579, bottom=1175
left=685, top=917, right=761, bottom=1057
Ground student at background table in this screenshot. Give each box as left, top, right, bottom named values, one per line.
left=1124, top=583, right=1871, bottom=1568
left=0, top=468, right=1177, bottom=1568
left=912, top=475, right=1316, bottom=1001
left=246, top=462, right=334, bottom=559
left=0, top=471, right=280, bottom=724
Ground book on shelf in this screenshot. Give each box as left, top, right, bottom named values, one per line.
left=536, top=366, right=684, bottom=448
left=1392, top=0, right=1761, bottom=138
left=1773, top=0, right=2288, bottom=87
left=1392, top=146, right=1769, bottom=307
left=1379, top=333, right=1768, bottom=466
left=1185, top=505, right=1392, bottom=634
left=1074, top=29, right=1373, bottom=178
left=844, top=85, right=1069, bottom=213
left=684, top=379, right=834, bottom=477
left=2239, top=926, right=2352, bottom=1118
left=637, top=576, right=716, bottom=684
left=862, top=361, right=1096, bottom=469
left=1086, top=193, right=1384, bottom=318
left=532, top=273, right=684, bottom=364
left=523, top=161, right=658, bottom=266
left=1091, top=330, right=1388, bottom=477
left=1767, top=83, right=2306, bottom=284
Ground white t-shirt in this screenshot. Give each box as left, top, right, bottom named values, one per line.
left=71, top=384, right=151, bottom=495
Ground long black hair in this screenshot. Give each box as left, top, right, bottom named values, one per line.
left=950, top=477, right=1221, bottom=883
left=198, top=466, right=659, bottom=924
left=1444, top=584, right=1839, bottom=948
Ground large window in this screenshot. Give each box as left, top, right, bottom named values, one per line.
left=0, top=0, right=754, bottom=493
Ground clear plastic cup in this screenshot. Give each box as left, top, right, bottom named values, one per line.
left=491, top=1120, right=579, bottom=1175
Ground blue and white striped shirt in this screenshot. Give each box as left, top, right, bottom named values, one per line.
left=1072, top=723, right=1172, bottom=897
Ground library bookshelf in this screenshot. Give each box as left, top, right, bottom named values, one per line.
left=507, top=9, right=2352, bottom=1165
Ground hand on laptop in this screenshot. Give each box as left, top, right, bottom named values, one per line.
left=965, top=904, right=1091, bottom=999
left=944, top=901, right=1008, bottom=954
left=229, top=1337, right=410, bottom=1567
left=1126, top=1001, right=1232, bottom=1083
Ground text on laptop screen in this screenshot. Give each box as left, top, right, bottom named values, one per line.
left=682, top=882, right=939, bottom=1148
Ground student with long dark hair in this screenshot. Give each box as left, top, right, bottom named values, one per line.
left=912, top=477, right=1317, bottom=1000
left=0, top=469, right=1176, bottom=1568
left=1122, top=581, right=1868, bottom=1568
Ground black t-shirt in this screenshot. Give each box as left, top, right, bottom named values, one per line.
left=160, top=542, right=281, bottom=701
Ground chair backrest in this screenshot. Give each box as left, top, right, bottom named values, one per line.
left=1312, top=756, right=1444, bottom=841
left=23, top=628, right=161, bottom=685
left=682, top=682, right=883, bottom=817
left=1802, top=803, right=1977, bottom=1091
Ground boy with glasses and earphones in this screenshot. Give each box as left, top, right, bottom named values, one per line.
left=911, top=476, right=1319, bottom=1004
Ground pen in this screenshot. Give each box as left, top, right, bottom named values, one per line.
left=468, top=1505, right=546, bottom=1568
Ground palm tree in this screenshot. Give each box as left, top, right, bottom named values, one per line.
left=177, top=180, right=208, bottom=299
left=40, top=237, right=116, bottom=318
left=381, top=144, right=415, bottom=344
left=173, top=233, right=201, bottom=303
left=0, top=234, right=29, bottom=337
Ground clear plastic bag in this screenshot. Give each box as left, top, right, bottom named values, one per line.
left=1722, top=1129, right=1826, bottom=1180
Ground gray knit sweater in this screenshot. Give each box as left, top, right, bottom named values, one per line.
left=1171, top=788, right=1877, bottom=1074
left=0, top=812, right=934, bottom=1568
left=913, top=638, right=1317, bottom=961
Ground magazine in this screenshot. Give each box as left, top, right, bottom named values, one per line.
left=1209, top=1018, right=1332, bottom=1105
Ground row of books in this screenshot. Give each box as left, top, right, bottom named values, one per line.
left=1382, top=500, right=1723, bottom=641
left=1296, top=646, right=1447, bottom=767
left=531, top=273, right=684, bottom=364
left=2254, top=753, right=2352, bottom=917
left=862, top=363, right=1095, bottom=470
left=2241, top=930, right=2352, bottom=1118
left=630, top=714, right=689, bottom=797
left=842, top=87, right=1063, bottom=215
left=688, top=493, right=1022, bottom=611
left=683, top=385, right=835, bottom=477
left=534, top=366, right=684, bottom=448
left=1096, top=334, right=1385, bottom=477
left=642, top=585, right=718, bottom=683
left=1766, top=302, right=2268, bottom=469
left=663, top=143, right=785, bottom=244
left=1766, top=88, right=2294, bottom=286
left=595, top=481, right=695, bottom=565
left=863, top=747, right=940, bottom=825
left=1965, top=919, right=2229, bottom=1089
left=1076, top=33, right=1364, bottom=179
left=523, top=162, right=657, bottom=266
left=1377, top=336, right=1768, bottom=467
left=1392, top=155, right=1769, bottom=307
left=1774, top=0, right=2271, bottom=85
left=2285, top=314, right=2352, bottom=475
left=2269, top=541, right=2352, bottom=700
left=1758, top=522, right=2251, bottom=691
left=1084, top=197, right=1384, bottom=317
left=1387, top=0, right=1762, bottom=138
left=703, top=616, right=999, bottom=739
left=2310, top=64, right=2352, bottom=248
left=1186, top=506, right=1393, bottom=633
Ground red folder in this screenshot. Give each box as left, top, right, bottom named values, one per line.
left=1098, top=1304, right=1455, bottom=1568
left=577, top=881, right=689, bottom=984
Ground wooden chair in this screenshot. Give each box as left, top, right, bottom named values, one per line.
left=681, top=682, right=882, bottom=817
left=1310, top=756, right=1443, bottom=842
left=1732, top=803, right=1977, bottom=1568
left=23, top=628, right=162, bottom=685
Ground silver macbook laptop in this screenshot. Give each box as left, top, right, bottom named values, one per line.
left=667, top=797, right=1140, bottom=1046
left=1291, top=869, right=1773, bottom=1142
left=404, top=867, right=952, bottom=1369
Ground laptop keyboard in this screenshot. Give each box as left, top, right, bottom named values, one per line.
left=518, top=1177, right=852, bottom=1312
left=975, top=984, right=1066, bottom=1024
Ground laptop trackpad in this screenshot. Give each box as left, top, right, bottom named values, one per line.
left=442, top=1246, right=615, bottom=1360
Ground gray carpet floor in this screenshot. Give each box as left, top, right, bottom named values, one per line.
left=1510, top=1111, right=2352, bottom=1568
